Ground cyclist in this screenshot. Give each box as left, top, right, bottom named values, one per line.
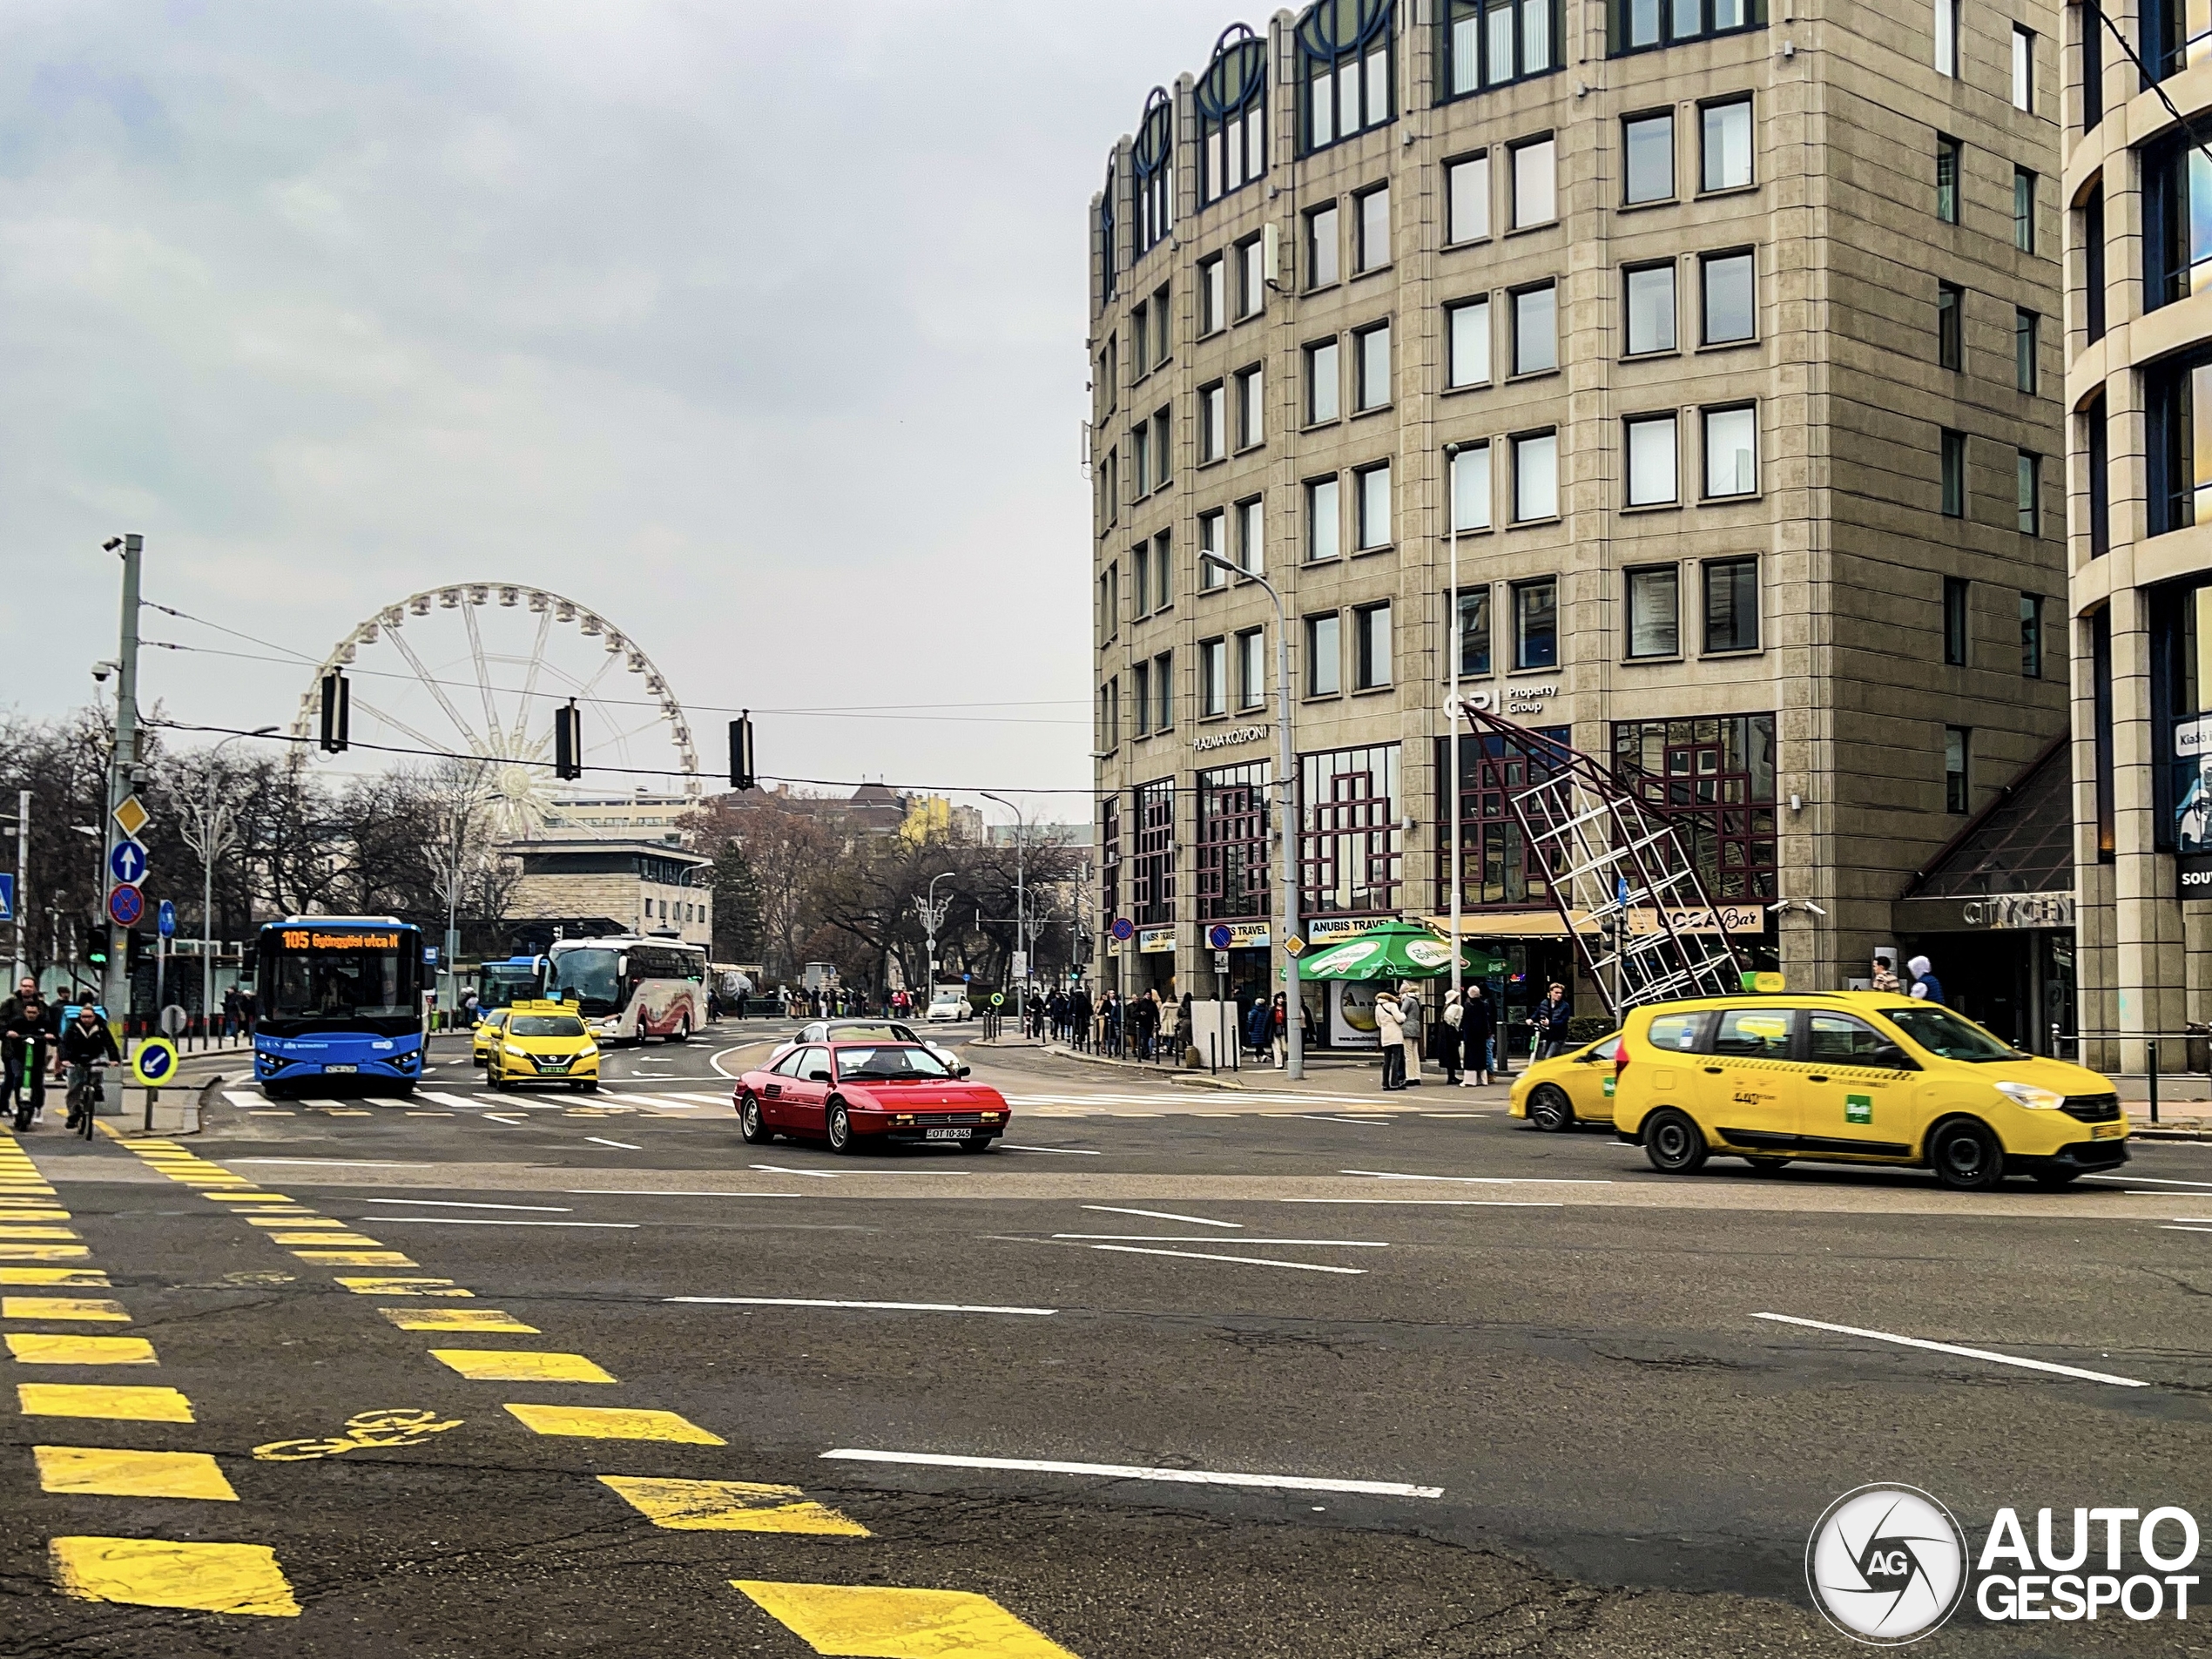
left=1, top=977, right=52, bottom=1130
left=59, top=1006, right=121, bottom=1131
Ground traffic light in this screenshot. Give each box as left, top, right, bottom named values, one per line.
left=319, top=671, right=349, bottom=753
left=88, top=934, right=107, bottom=969
left=553, top=700, right=583, bottom=780
left=729, top=712, right=756, bottom=791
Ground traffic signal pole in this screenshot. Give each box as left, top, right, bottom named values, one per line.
left=104, top=534, right=143, bottom=1023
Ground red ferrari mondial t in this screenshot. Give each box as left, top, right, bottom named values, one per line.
left=735, top=1041, right=1009, bottom=1154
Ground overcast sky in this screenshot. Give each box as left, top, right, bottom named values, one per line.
left=0, top=0, right=1243, bottom=824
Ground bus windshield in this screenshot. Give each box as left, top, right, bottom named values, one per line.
left=478, top=961, right=543, bottom=1011
left=548, top=948, right=624, bottom=1015
left=260, top=929, right=420, bottom=1035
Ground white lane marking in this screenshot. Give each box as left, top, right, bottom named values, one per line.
left=2161, top=1225, right=2212, bottom=1234
left=1284, top=1198, right=1564, bottom=1207
left=1085, top=1244, right=1365, bottom=1275
left=1751, top=1312, right=2148, bottom=1388
left=482, top=1115, right=527, bottom=1126
left=752, top=1163, right=840, bottom=1179
left=2087, top=1174, right=2212, bottom=1189
left=222, top=1090, right=265, bottom=1109
left=613, top=1094, right=703, bottom=1109
left=1304, top=1115, right=1390, bottom=1127
left=819, top=1448, right=1440, bottom=1498
left=2170, top=1216, right=2212, bottom=1224
left=711, top=1045, right=759, bottom=1079
left=1001, top=1144, right=1103, bottom=1156
left=567, top=1190, right=800, bottom=1198
left=585, top=1137, right=644, bottom=1150
left=231, top=1158, right=421, bottom=1168
left=363, top=1198, right=572, bottom=1212
left=670, top=1296, right=1055, bottom=1316
left=1054, top=1235, right=1388, bottom=1247
left=1084, top=1205, right=1240, bottom=1229
left=1339, top=1170, right=1615, bottom=1185
left=368, top=1217, right=640, bottom=1229
left=418, top=1091, right=484, bottom=1109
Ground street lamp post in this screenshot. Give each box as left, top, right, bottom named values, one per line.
left=915, top=871, right=955, bottom=1004
left=1446, top=443, right=1465, bottom=1010
left=978, top=793, right=1027, bottom=1019
left=1197, top=550, right=1302, bottom=1080
left=179, top=726, right=277, bottom=1038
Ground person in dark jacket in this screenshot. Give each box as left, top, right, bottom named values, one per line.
left=1461, top=984, right=1499, bottom=1086
left=1531, top=982, right=1573, bottom=1062
left=1432, top=988, right=1466, bottom=1085
left=58, top=1007, right=121, bottom=1129
left=2, top=978, right=53, bottom=1130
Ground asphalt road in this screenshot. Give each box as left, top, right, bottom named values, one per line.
left=4, top=1020, right=2211, bottom=1656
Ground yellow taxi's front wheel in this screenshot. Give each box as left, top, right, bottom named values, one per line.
left=1525, top=1084, right=1574, bottom=1132
left=1930, top=1118, right=2005, bottom=1191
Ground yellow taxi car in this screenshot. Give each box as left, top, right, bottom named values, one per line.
left=470, top=1008, right=510, bottom=1069
left=1611, top=991, right=2126, bottom=1190
left=488, top=1001, right=601, bottom=1093
left=1509, top=1031, right=1622, bottom=1131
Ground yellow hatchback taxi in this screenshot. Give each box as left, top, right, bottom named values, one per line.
left=1612, top=992, right=2127, bottom=1190
left=489, top=1000, right=601, bottom=1094
left=470, top=1008, right=510, bottom=1069
left=1509, top=1031, right=1622, bottom=1131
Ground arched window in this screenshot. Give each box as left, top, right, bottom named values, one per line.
left=1440, top=0, right=1561, bottom=98
left=1298, top=0, right=1393, bottom=154
left=1100, top=157, right=1119, bottom=306
left=1134, top=88, right=1175, bottom=256
left=1197, top=24, right=1269, bottom=207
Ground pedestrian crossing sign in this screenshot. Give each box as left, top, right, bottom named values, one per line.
left=0, top=873, right=12, bottom=921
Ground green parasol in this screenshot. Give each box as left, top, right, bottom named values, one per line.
left=1294, top=921, right=1505, bottom=981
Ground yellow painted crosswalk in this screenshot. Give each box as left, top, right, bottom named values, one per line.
left=35, top=1446, right=239, bottom=1501
left=601, top=1476, right=869, bottom=1535
left=50, top=1537, right=300, bottom=1616
left=732, top=1581, right=1079, bottom=1657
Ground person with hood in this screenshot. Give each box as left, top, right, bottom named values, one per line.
left=1907, top=955, right=1944, bottom=1005
left=1462, top=982, right=1499, bottom=1086
left=1433, top=988, right=1466, bottom=1086
left=1374, top=986, right=1406, bottom=1090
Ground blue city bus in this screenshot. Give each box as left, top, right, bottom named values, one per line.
left=253, top=916, right=427, bottom=1096
left=476, top=955, right=546, bottom=1013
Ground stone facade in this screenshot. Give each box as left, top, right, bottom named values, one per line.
left=502, top=840, right=712, bottom=949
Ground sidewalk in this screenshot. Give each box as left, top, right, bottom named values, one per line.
left=981, top=1035, right=1521, bottom=1096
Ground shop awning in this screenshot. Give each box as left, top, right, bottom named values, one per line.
left=1293, top=921, right=1506, bottom=981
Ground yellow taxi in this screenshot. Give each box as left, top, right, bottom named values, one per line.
left=488, top=1001, right=601, bottom=1094
left=470, top=1008, right=511, bottom=1069
left=1611, top=991, right=2126, bottom=1190
left=1509, top=1031, right=1622, bottom=1131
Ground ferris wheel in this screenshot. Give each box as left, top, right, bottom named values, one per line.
left=289, top=583, right=701, bottom=840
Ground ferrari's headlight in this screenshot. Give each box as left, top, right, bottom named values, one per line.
left=1994, top=1082, right=2064, bottom=1111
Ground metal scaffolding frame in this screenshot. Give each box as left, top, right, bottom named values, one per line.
left=1458, top=705, right=1745, bottom=1016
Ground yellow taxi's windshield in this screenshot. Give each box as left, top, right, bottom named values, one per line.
left=509, top=1015, right=587, bottom=1038
left=1885, top=1005, right=2021, bottom=1062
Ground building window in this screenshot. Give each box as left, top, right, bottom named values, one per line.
left=1513, top=430, right=1558, bottom=521
left=1703, top=557, right=1759, bottom=651
left=2145, top=0, right=2212, bottom=81
left=1625, top=414, right=1678, bottom=507
left=2148, top=350, right=2212, bottom=536
left=1935, top=134, right=1960, bottom=224
left=1441, top=724, right=1573, bottom=908
left=1132, top=659, right=1151, bottom=736
left=1353, top=602, right=1392, bottom=688
left=1700, top=98, right=1753, bottom=192
left=1151, top=529, right=1171, bottom=610
left=1098, top=561, right=1118, bottom=644
left=1131, top=539, right=1152, bottom=617
left=1306, top=202, right=1341, bottom=289
left=1944, top=726, right=1970, bottom=813
left=1613, top=0, right=1766, bottom=54
left=1703, top=405, right=1757, bottom=497
left=1624, top=111, right=1675, bottom=204
left=2016, top=450, right=2040, bottom=535
left=1511, top=136, right=1557, bottom=226
left=1134, top=89, right=1174, bottom=257
left=2085, top=0, right=2105, bottom=127
left=2092, top=607, right=2114, bottom=858
left=2144, top=135, right=2212, bottom=312
left=2087, top=396, right=2110, bottom=556
left=1100, top=448, right=1118, bottom=528
left=1307, top=338, right=1341, bottom=423
left=1934, top=0, right=1958, bottom=75
left=1702, top=250, right=1755, bottom=343
left=1512, top=281, right=1557, bottom=374
left=1447, top=296, right=1492, bottom=386
left=1356, top=462, right=1392, bottom=549
left=1941, top=429, right=1966, bottom=518
left=1299, top=0, right=1395, bottom=152
left=1305, top=611, right=1343, bottom=695
left=1443, top=0, right=1562, bottom=94
left=1513, top=577, right=1559, bottom=667
left=1456, top=585, right=1493, bottom=675
left=1197, top=24, right=1269, bottom=207
left=1132, top=779, right=1174, bottom=924
left=1198, top=509, right=1228, bottom=589
left=1237, top=626, right=1266, bottom=708
left=2011, top=24, right=2033, bottom=111
left=1307, top=475, right=1342, bottom=561
left=1943, top=577, right=1969, bottom=666
left=1152, top=407, right=1171, bottom=487
left=1235, top=364, right=1264, bottom=448
left=2020, top=593, right=2043, bottom=678
left=2013, top=168, right=2036, bottom=253
left=1450, top=441, right=1493, bottom=530
left=1199, top=257, right=1225, bottom=334
left=1298, top=743, right=1401, bottom=915
left=1199, top=637, right=1228, bottom=716
left=1356, top=185, right=1391, bottom=271
left=1238, top=496, right=1265, bottom=573
left=1613, top=714, right=1778, bottom=900
left=1099, top=158, right=1118, bottom=307
left=1132, top=423, right=1151, bottom=499
left=1097, top=335, right=1117, bottom=420
left=1936, top=280, right=1963, bottom=370
left=1626, top=565, right=1681, bottom=658
left=1446, top=152, right=1491, bottom=242
left=1237, top=234, right=1267, bottom=318
left=2084, top=187, right=2107, bottom=340
left=1153, top=650, right=1174, bottom=731
left=1199, top=383, right=1227, bottom=462
left=2014, top=309, right=2037, bottom=395
left=1197, top=760, right=1271, bottom=920
left=1355, top=321, right=1392, bottom=409
left=1625, top=262, right=1676, bottom=354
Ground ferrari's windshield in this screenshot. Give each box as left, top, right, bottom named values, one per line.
left=834, top=1044, right=954, bottom=1082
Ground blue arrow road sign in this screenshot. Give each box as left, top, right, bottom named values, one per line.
left=158, top=900, right=176, bottom=938
left=0, top=873, right=12, bottom=921
left=109, top=839, right=148, bottom=886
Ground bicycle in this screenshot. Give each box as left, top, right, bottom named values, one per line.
left=64, top=1062, right=105, bottom=1139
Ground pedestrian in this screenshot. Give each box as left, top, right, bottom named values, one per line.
left=1399, top=981, right=1426, bottom=1087
left=1434, top=988, right=1465, bottom=1085
left=1174, top=990, right=1194, bottom=1066
left=1244, top=995, right=1271, bottom=1062
left=1462, top=983, right=1497, bottom=1086
left=1374, top=986, right=1406, bottom=1090
left=222, top=985, right=241, bottom=1041
left=1907, top=954, right=1944, bottom=1004
left=1, top=977, right=53, bottom=1130
left=1871, top=954, right=1901, bottom=994
left=1531, top=981, right=1573, bottom=1062
left=1130, top=991, right=1156, bottom=1061
left=239, top=988, right=259, bottom=1037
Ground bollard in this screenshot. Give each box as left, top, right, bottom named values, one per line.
left=2149, top=1040, right=2161, bottom=1128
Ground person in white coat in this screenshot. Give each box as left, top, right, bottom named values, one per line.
left=1374, top=988, right=1406, bottom=1091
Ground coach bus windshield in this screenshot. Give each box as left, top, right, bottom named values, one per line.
left=259, top=928, right=421, bottom=1035
left=478, top=959, right=544, bottom=1011
left=548, top=948, right=623, bottom=1015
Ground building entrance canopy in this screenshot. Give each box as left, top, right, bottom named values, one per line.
left=1294, top=921, right=1505, bottom=980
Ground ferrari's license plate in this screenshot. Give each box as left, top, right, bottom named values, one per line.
left=924, top=1127, right=971, bottom=1141
left=322, top=1063, right=358, bottom=1074
left=2091, top=1123, right=2125, bottom=1140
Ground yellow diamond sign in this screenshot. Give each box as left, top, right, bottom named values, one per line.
left=111, top=796, right=150, bottom=840
left=1284, top=935, right=1306, bottom=957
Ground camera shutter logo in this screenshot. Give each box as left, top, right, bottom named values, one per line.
left=1805, top=1485, right=1967, bottom=1645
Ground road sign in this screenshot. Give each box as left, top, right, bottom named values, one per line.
left=989, top=993, right=1004, bottom=1008
left=1207, top=924, right=1233, bottom=950
left=1010, top=952, right=1028, bottom=980
left=423, top=947, right=440, bottom=966
left=159, top=1005, right=188, bottom=1036
left=1284, top=935, right=1307, bottom=957
left=157, top=900, right=177, bottom=938
left=112, top=794, right=150, bottom=840
left=131, top=1037, right=179, bottom=1088
left=108, top=839, right=149, bottom=886
left=0, top=873, right=12, bottom=922
left=1109, top=917, right=1136, bottom=942
left=106, top=883, right=145, bottom=927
